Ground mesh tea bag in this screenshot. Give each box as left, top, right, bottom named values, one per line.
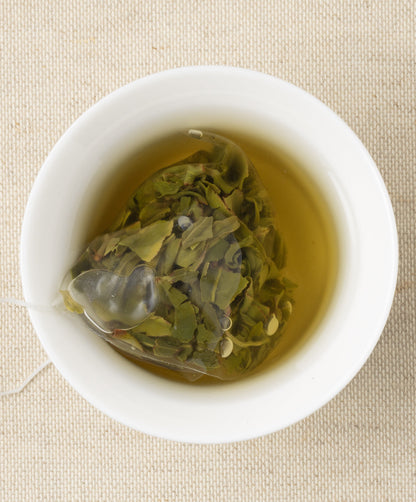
left=61, top=130, right=295, bottom=381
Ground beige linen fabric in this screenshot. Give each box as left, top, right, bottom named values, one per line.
left=1, top=1, right=415, bottom=500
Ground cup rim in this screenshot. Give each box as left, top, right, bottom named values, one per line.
left=21, top=66, right=398, bottom=443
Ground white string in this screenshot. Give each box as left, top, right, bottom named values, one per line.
left=0, top=297, right=53, bottom=311
left=1, top=297, right=54, bottom=396
left=0, top=359, right=52, bottom=396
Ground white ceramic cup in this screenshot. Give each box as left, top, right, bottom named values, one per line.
left=21, top=67, right=398, bottom=443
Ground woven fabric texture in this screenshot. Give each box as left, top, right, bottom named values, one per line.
left=1, top=1, right=415, bottom=501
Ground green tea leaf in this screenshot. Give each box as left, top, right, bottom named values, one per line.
left=173, top=301, right=197, bottom=342
left=253, top=225, right=271, bottom=243
left=130, top=180, right=158, bottom=213
left=203, top=166, right=236, bottom=194
left=233, top=275, right=249, bottom=300
left=177, top=344, right=193, bottom=362
left=179, top=195, right=191, bottom=214
left=212, top=215, right=240, bottom=239
left=231, top=347, right=252, bottom=371
left=132, top=332, right=156, bottom=349
left=139, top=201, right=171, bottom=225
left=154, top=178, right=183, bottom=196
left=204, top=184, right=227, bottom=210
left=246, top=300, right=270, bottom=324
left=196, top=324, right=220, bottom=349
left=175, top=241, right=205, bottom=268
left=172, top=189, right=207, bottom=204
left=163, top=283, right=188, bottom=308
left=168, top=268, right=199, bottom=284
left=158, top=235, right=181, bottom=275
left=200, top=264, right=222, bottom=304
left=120, top=219, right=142, bottom=237
left=188, top=243, right=208, bottom=272
left=205, top=239, right=230, bottom=262
left=215, top=267, right=242, bottom=310
left=249, top=321, right=266, bottom=340
left=101, top=235, right=121, bottom=256
left=259, top=261, right=270, bottom=289
left=227, top=330, right=268, bottom=348
left=108, top=207, right=134, bottom=232
left=238, top=312, right=257, bottom=329
left=224, top=189, right=244, bottom=215
left=109, top=331, right=144, bottom=352
left=112, top=250, right=141, bottom=277
left=181, top=216, right=213, bottom=249
left=189, top=199, right=204, bottom=220
left=200, top=302, right=222, bottom=334
left=193, top=350, right=220, bottom=370
left=234, top=223, right=254, bottom=249
left=153, top=336, right=182, bottom=357
left=224, top=241, right=242, bottom=269
left=183, top=164, right=204, bottom=185
left=120, top=219, right=173, bottom=262
left=135, top=315, right=172, bottom=337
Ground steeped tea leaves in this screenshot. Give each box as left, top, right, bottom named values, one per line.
left=61, top=130, right=295, bottom=381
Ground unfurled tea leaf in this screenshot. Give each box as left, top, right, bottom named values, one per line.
left=253, top=225, right=271, bottom=243
left=189, top=199, right=204, bottom=220
left=181, top=216, right=213, bottom=248
left=183, top=164, right=204, bottom=185
left=177, top=344, right=193, bottom=362
left=175, top=241, right=205, bottom=268
left=109, top=331, right=144, bottom=352
left=173, top=301, right=197, bottom=342
left=204, top=184, right=227, bottom=210
left=134, top=316, right=172, bottom=337
left=224, top=241, right=242, bottom=269
left=154, top=178, right=183, bottom=196
left=158, top=235, right=181, bottom=275
left=200, top=302, right=222, bottom=334
left=205, top=239, right=230, bottom=262
left=179, top=195, right=192, bottom=214
left=194, top=350, right=220, bottom=370
left=153, top=336, right=182, bottom=357
left=102, top=236, right=121, bottom=256
left=120, top=219, right=173, bottom=262
left=246, top=300, right=270, bottom=324
left=160, top=282, right=188, bottom=308
left=196, top=324, right=220, bottom=349
left=139, top=201, right=171, bottom=225
left=215, top=268, right=242, bottom=310
left=212, top=215, right=240, bottom=239
left=168, top=267, right=199, bottom=284
left=234, top=275, right=249, bottom=299
left=200, top=264, right=221, bottom=304
left=224, top=189, right=244, bottom=215
left=204, top=167, right=236, bottom=194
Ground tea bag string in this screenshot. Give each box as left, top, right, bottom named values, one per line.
left=0, top=359, right=52, bottom=396
left=0, top=297, right=53, bottom=310
left=0, top=297, right=52, bottom=397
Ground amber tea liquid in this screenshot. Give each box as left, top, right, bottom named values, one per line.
left=90, top=130, right=339, bottom=383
